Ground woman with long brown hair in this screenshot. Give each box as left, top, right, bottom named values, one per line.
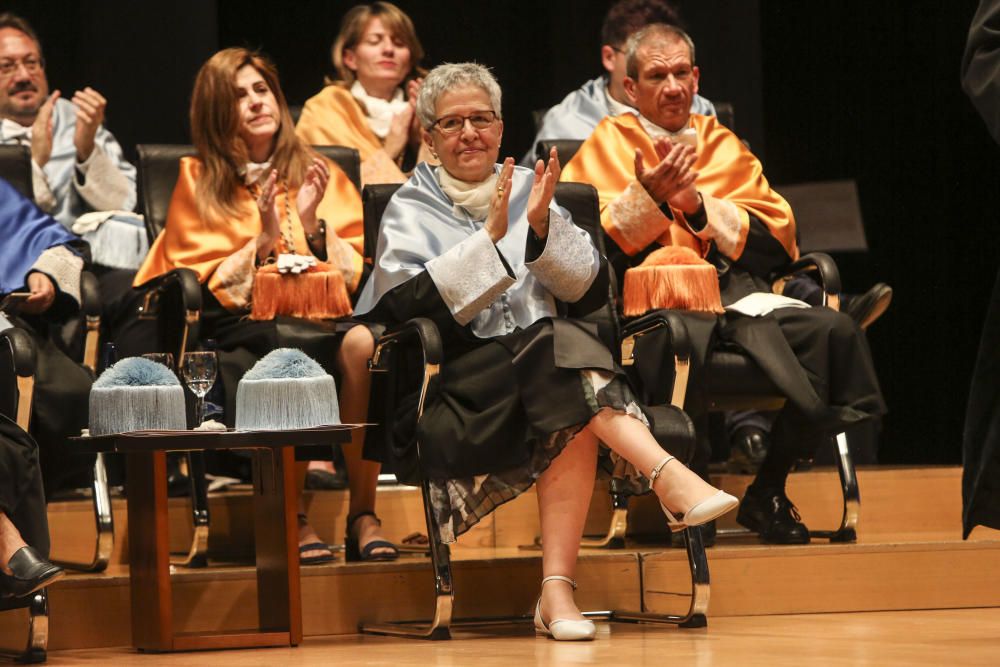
left=135, top=48, right=397, bottom=563
left=296, top=1, right=433, bottom=185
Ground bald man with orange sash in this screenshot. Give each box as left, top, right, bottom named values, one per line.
left=563, top=24, right=885, bottom=545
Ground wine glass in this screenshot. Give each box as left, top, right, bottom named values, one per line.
left=181, top=351, right=217, bottom=428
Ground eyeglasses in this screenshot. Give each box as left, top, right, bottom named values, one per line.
left=0, top=56, right=44, bottom=77
left=432, top=110, right=498, bottom=134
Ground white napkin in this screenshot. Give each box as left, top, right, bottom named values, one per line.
left=725, top=292, right=810, bottom=317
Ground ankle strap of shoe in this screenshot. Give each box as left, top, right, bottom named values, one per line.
left=648, top=455, right=677, bottom=486
left=541, top=575, right=577, bottom=590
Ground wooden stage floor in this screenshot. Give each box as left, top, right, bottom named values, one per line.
left=51, top=607, right=1000, bottom=666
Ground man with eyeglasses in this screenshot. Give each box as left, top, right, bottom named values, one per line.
left=521, top=0, right=714, bottom=166
left=562, top=24, right=886, bottom=545
left=0, top=13, right=136, bottom=231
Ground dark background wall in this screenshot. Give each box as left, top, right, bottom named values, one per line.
left=4, top=0, right=997, bottom=464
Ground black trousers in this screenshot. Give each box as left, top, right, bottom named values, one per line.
left=0, top=416, right=50, bottom=557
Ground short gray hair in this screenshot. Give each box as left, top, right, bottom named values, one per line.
left=624, top=23, right=695, bottom=80
left=415, top=62, right=503, bottom=130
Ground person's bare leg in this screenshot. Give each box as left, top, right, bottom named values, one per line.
left=336, top=325, right=392, bottom=555
left=296, top=461, right=331, bottom=561
left=0, top=513, right=28, bottom=575
left=587, top=409, right=721, bottom=515
left=537, top=429, right=598, bottom=624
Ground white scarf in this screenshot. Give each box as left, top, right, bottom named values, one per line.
left=638, top=114, right=698, bottom=148
left=351, top=80, right=409, bottom=139
left=436, top=166, right=498, bottom=221
left=1, top=118, right=32, bottom=142
left=241, top=160, right=273, bottom=186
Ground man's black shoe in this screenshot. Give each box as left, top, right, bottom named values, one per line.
left=843, top=283, right=893, bottom=330
left=737, top=487, right=810, bottom=544
left=729, top=426, right=770, bottom=473
left=0, top=546, right=65, bottom=599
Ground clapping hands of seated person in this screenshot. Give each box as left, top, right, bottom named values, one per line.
left=296, top=157, right=331, bottom=243
left=71, top=86, right=107, bottom=162
left=525, top=147, right=562, bottom=239
left=634, top=138, right=700, bottom=212
left=29, top=91, right=58, bottom=167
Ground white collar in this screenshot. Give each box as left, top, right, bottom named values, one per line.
left=436, top=166, right=498, bottom=221
left=350, top=80, right=409, bottom=139
left=1, top=118, right=32, bottom=142
left=241, top=160, right=273, bottom=186
left=638, top=114, right=698, bottom=147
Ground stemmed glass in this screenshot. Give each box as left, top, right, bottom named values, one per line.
left=181, top=351, right=218, bottom=428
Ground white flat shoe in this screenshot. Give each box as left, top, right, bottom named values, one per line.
left=650, top=456, right=740, bottom=532
left=533, top=576, right=596, bottom=641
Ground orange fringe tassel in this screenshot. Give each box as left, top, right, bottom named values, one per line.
left=250, top=262, right=353, bottom=320
left=622, top=246, right=725, bottom=317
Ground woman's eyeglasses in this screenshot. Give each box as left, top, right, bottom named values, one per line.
left=432, top=110, right=498, bottom=134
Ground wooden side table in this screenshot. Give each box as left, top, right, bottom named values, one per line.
left=77, top=425, right=358, bottom=652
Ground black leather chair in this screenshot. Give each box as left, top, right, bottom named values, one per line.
left=535, top=139, right=583, bottom=166
left=359, top=182, right=712, bottom=640
left=133, top=143, right=363, bottom=566
left=0, top=144, right=33, bottom=200
left=0, top=328, right=50, bottom=663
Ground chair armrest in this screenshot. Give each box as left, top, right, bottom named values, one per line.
left=370, top=317, right=443, bottom=419
left=80, top=271, right=102, bottom=371
left=1, top=326, right=36, bottom=378
left=621, top=310, right=693, bottom=366
left=138, top=268, right=203, bottom=359
left=80, top=271, right=102, bottom=319
left=771, top=252, right=843, bottom=309
left=621, top=310, right=695, bottom=409
left=0, top=327, right=37, bottom=427
left=140, top=267, right=203, bottom=313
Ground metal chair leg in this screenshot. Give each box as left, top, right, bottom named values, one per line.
left=361, top=478, right=453, bottom=639
left=52, top=453, right=114, bottom=572
left=810, top=432, right=860, bottom=542
left=580, top=483, right=630, bottom=549
left=171, top=451, right=210, bottom=568
left=609, top=525, right=710, bottom=628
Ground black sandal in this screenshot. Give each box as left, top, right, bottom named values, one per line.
left=297, top=513, right=335, bottom=565
left=345, top=511, right=399, bottom=562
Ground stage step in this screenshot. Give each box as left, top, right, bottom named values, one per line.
left=4, top=466, right=997, bottom=652
left=44, top=465, right=997, bottom=568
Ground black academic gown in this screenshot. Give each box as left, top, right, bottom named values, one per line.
left=363, top=232, right=627, bottom=483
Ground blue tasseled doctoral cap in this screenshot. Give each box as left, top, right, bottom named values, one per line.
left=94, top=357, right=180, bottom=387
left=243, top=348, right=326, bottom=380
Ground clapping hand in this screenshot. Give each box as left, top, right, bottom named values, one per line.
left=484, top=158, right=515, bottom=243
left=384, top=104, right=413, bottom=160
left=296, top=157, right=330, bottom=235
left=526, top=147, right=561, bottom=238
left=30, top=91, right=58, bottom=167
left=634, top=139, right=698, bottom=211
left=406, top=77, right=424, bottom=143
left=255, top=170, right=281, bottom=259
left=72, top=87, right=107, bottom=162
